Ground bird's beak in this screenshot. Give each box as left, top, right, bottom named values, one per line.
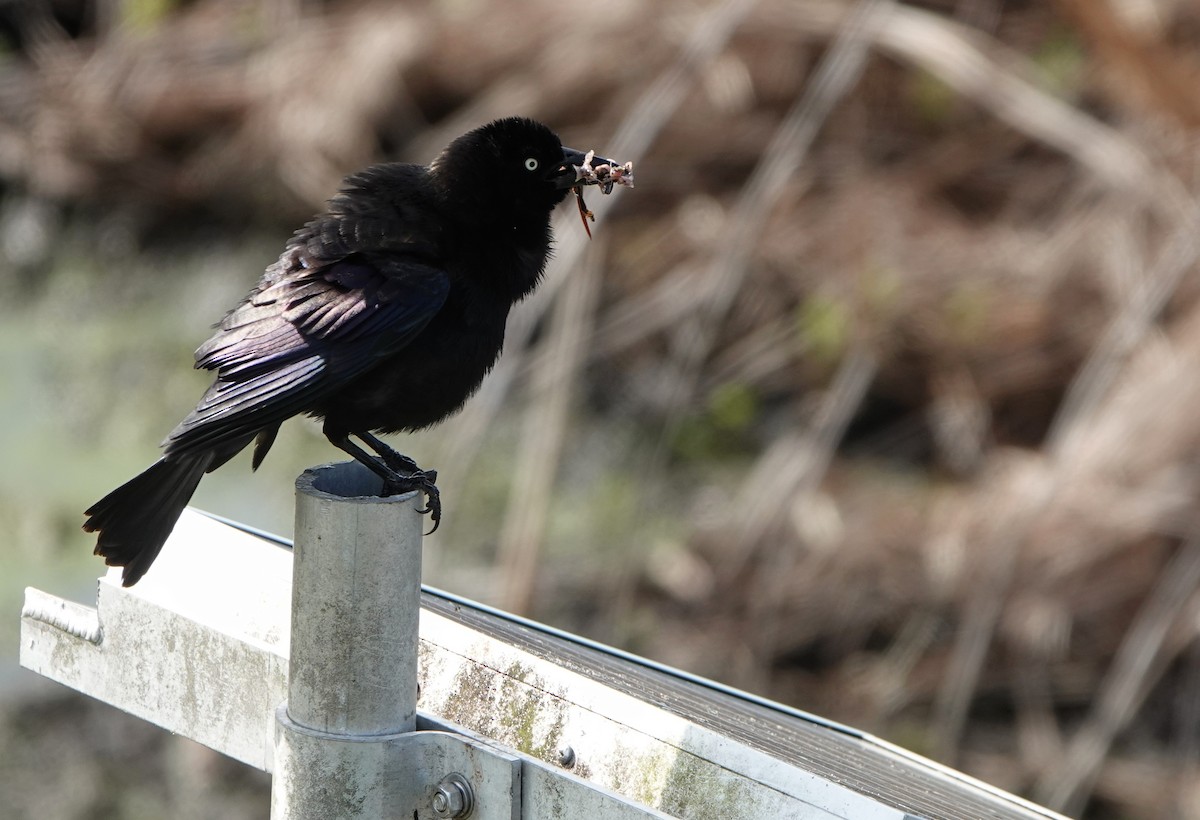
left=551, top=146, right=621, bottom=189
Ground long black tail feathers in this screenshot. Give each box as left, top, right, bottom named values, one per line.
left=83, top=454, right=211, bottom=587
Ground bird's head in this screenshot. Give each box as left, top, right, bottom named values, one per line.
left=431, top=117, right=626, bottom=223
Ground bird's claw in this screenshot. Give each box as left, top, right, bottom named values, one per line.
left=382, top=469, right=441, bottom=534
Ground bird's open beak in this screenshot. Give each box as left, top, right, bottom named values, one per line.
left=551, top=146, right=621, bottom=189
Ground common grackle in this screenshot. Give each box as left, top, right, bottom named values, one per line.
left=84, top=117, right=626, bottom=586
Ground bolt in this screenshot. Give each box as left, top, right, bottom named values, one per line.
left=557, top=745, right=576, bottom=768
left=431, top=773, right=474, bottom=818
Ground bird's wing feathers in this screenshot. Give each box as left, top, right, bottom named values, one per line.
left=164, top=246, right=449, bottom=456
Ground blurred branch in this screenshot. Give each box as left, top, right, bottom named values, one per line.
left=1054, top=0, right=1200, bottom=128
left=740, top=349, right=878, bottom=676
left=1046, top=191, right=1200, bottom=455
left=933, top=288, right=1200, bottom=766
left=494, top=247, right=602, bottom=615
left=1035, top=539, right=1200, bottom=814
left=753, top=0, right=1156, bottom=191
left=873, top=2, right=1154, bottom=191
left=931, top=453, right=1057, bottom=764
left=724, top=349, right=877, bottom=577
left=665, top=0, right=886, bottom=420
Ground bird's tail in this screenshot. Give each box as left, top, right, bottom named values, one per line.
left=83, top=454, right=211, bottom=587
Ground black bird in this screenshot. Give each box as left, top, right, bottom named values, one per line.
left=85, top=117, right=621, bottom=586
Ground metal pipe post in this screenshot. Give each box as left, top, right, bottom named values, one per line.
left=271, top=460, right=424, bottom=819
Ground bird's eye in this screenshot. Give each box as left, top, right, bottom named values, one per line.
left=524, top=157, right=539, bottom=172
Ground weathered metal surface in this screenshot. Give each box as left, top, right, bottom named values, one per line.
left=20, top=463, right=1068, bottom=819
left=416, top=605, right=909, bottom=820
left=419, top=593, right=1064, bottom=820
left=272, top=461, right=425, bottom=818
left=289, top=463, right=422, bottom=736
left=272, top=716, right=524, bottom=820
left=418, top=716, right=672, bottom=820
left=21, top=509, right=292, bottom=771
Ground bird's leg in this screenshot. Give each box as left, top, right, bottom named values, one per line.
left=323, top=426, right=442, bottom=532
left=356, top=431, right=428, bottom=479
left=354, top=431, right=441, bottom=530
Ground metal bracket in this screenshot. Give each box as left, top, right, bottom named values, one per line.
left=273, top=713, right=520, bottom=820
left=273, top=709, right=665, bottom=820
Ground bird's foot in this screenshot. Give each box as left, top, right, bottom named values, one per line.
left=382, top=469, right=441, bottom=534
left=368, top=440, right=421, bottom=475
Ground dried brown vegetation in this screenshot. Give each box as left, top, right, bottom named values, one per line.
left=6, top=0, right=1200, bottom=817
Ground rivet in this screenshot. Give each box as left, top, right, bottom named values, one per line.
left=557, top=744, right=576, bottom=768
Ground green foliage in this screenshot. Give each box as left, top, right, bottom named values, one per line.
left=1033, top=28, right=1087, bottom=98
left=672, top=382, right=760, bottom=462
left=121, top=0, right=175, bottom=32
left=943, top=280, right=993, bottom=346
left=708, top=382, right=757, bottom=433
left=907, top=68, right=958, bottom=127
left=795, top=293, right=851, bottom=365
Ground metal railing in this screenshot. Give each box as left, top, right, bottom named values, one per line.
left=20, top=460, right=1066, bottom=820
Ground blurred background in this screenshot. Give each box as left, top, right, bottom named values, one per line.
left=4, top=0, right=1200, bottom=817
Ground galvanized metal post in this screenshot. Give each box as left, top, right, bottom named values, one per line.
left=271, top=460, right=424, bottom=820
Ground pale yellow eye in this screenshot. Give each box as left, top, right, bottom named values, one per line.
left=524, top=157, right=539, bottom=171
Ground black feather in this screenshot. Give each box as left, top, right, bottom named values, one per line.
left=84, top=116, right=592, bottom=583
